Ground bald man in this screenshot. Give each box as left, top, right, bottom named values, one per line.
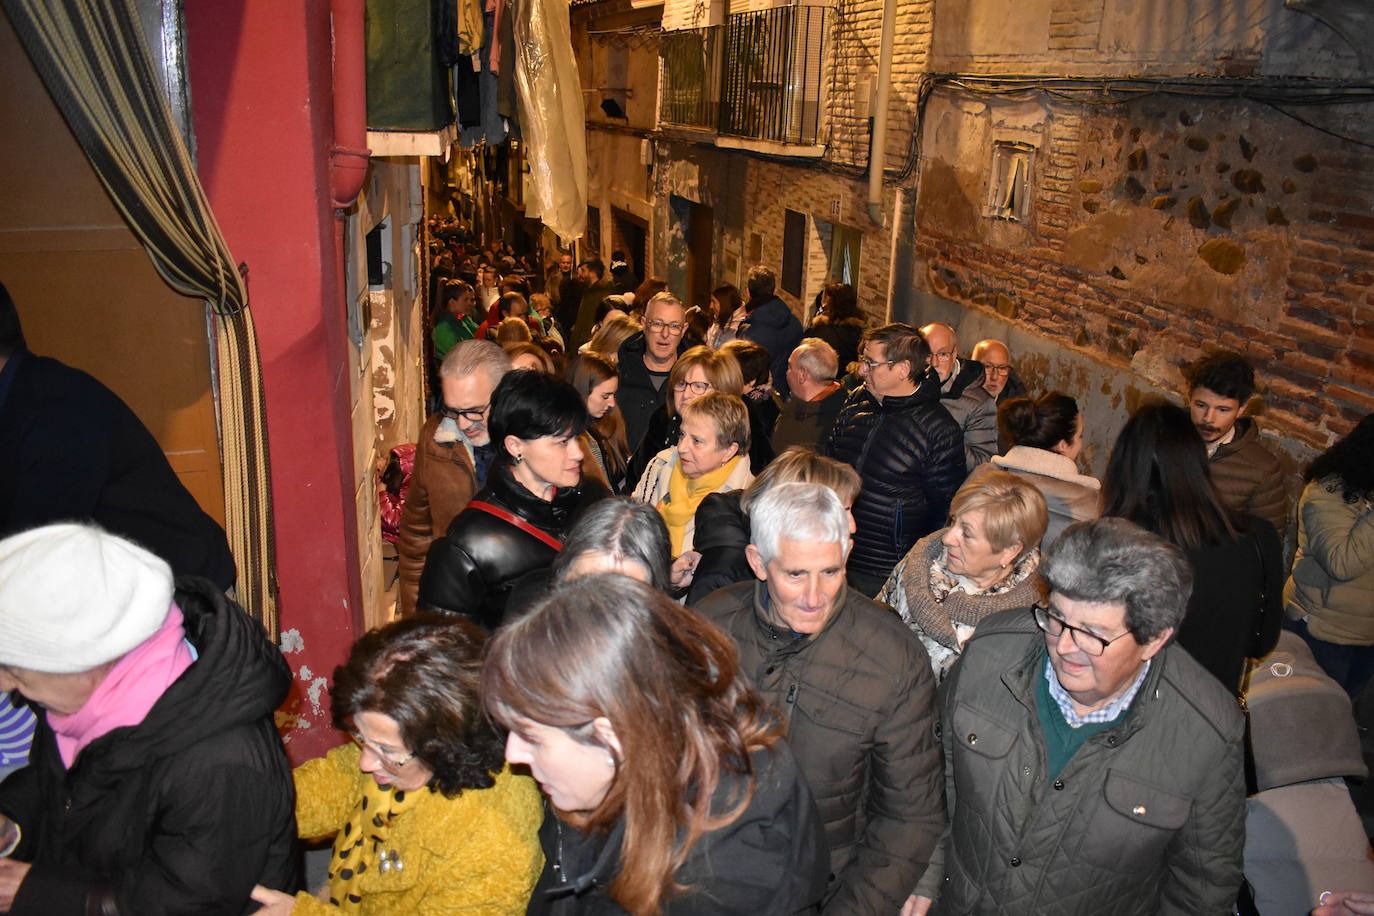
left=921, top=322, right=996, bottom=470
left=970, top=339, right=1026, bottom=404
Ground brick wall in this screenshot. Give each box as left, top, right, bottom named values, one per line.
left=825, top=0, right=933, bottom=169
left=913, top=88, right=1374, bottom=453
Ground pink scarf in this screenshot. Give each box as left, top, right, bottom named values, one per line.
left=48, top=602, right=194, bottom=768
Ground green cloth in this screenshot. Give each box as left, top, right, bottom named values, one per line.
left=433, top=313, right=477, bottom=361
left=1035, top=670, right=1116, bottom=780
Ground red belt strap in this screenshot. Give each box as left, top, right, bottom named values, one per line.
left=468, top=500, right=564, bottom=551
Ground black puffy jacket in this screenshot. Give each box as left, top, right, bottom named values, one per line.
left=686, top=490, right=752, bottom=605
left=0, top=579, right=300, bottom=916
left=823, top=377, right=965, bottom=580
left=417, top=462, right=608, bottom=628
left=616, top=332, right=687, bottom=455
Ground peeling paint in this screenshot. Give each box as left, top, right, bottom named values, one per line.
left=279, top=628, right=305, bottom=654
left=299, top=665, right=313, bottom=680
left=306, top=677, right=329, bottom=715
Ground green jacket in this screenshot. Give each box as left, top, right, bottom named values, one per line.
left=432, top=312, right=477, bottom=361
left=924, top=609, right=1245, bottom=915
left=1285, top=478, right=1374, bottom=644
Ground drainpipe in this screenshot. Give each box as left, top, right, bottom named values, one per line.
left=866, top=0, right=895, bottom=225
left=330, top=0, right=371, bottom=209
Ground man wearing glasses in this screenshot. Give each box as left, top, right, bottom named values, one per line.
left=617, top=292, right=690, bottom=454
left=906, top=517, right=1244, bottom=916
left=823, top=323, right=965, bottom=597
left=396, top=340, right=511, bottom=614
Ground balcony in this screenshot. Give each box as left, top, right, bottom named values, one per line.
left=659, top=5, right=830, bottom=152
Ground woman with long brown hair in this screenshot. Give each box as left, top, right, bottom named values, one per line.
left=483, top=575, right=827, bottom=916
left=566, top=352, right=630, bottom=492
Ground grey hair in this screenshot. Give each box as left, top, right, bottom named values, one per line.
left=1042, top=517, right=1193, bottom=642
left=791, top=338, right=838, bottom=382
left=551, top=498, right=672, bottom=592
left=749, top=482, right=850, bottom=565
left=440, top=339, right=512, bottom=384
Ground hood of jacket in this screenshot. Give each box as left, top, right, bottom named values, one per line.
left=743, top=295, right=794, bottom=330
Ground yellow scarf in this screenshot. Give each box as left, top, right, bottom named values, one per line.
left=328, top=777, right=427, bottom=909
left=659, top=454, right=742, bottom=555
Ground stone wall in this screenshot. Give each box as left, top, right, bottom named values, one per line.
left=912, top=87, right=1374, bottom=465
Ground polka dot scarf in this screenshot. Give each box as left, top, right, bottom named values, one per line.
left=328, top=778, right=425, bottom=909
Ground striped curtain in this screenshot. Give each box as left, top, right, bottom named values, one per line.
left=2, top=0, right=279, bottom=637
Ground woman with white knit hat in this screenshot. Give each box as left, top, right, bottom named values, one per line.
left=0, top=523, right=299, bottom=915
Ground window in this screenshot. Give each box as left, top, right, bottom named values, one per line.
left=720, top=6, right=830, bottom=145
left=987, top=142, right=1034, bottom=221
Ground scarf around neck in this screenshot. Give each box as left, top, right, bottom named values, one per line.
left=48, top=602, right=193, bottom=768
left=659, top=454, right=742, bottom=555
left=329, top=773, right=428, bottom=910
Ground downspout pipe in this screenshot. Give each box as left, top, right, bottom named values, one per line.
left=330, top=0, right=371, bottom=209
left=866, top=0, right=896, bottom=225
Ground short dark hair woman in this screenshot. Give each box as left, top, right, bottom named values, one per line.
left=417, top=370, right=609, bottom=629
left=1102, top=400, right=1282, bottom=694
left=804, top=282, right=866, bottom=370
left=483, top=575, right=828, bottom=915
left=706, top=283, right=745, bottom=348
left=251, top=614, right=543, bottom=914
left=1286, top=412, right=1374, bottom=695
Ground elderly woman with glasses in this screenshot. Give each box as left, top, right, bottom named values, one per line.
left=879, top=471, right=1049, bottom=682
left=631, top=391, right=754, bottom=562
left=623, top=345, right=744, bottom=493
left=250, top=615, right=542, bottom=916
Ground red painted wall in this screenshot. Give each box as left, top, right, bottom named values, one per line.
left=183, top=0, right=363, bottom=763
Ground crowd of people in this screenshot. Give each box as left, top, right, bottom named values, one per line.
left=3, top=245, right=1374, bottom=916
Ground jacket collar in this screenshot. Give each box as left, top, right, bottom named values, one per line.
left=993, top=447, right=1101, bottom=490
left=1210, top=417, right=1258, bottom=460
left=1000, top=632, right=1165, bottom=745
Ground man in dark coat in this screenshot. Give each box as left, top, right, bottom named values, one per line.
left=616, top=293, right=689, bottom=454
left=0, top=523, right=299, bottom=915
left=823, top=323, right=964, bottom=596
left=738, top=265, right=802, bottom=400
left=911, top=518, right=1244, bottom=915
left=696, top=483, right=944, bottom=915
left=922, top=321, right=996, bottom=470
left=569, top=258, right=616, bottom=352
left=0, top=284, right=236, bottom=590
left=773, top=338, right=846, bottom=452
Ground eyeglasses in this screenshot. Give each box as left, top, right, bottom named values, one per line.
left=857, top=355, right=896, bottom=372
left=438, top=403, right=489, bottom=423
left=349, top=732, right=417, bottom=768
left=673, top=380, right=712, bottom=395
left=984, top=364, right=1012, bottom=375
left=647, top=319, right=685, bottom=335
left=1031, top=603, right=1129, bottom=657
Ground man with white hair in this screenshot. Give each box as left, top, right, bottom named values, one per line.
left=696, top=483, right=944, bottom=915
left=0, top=523, right=298, bottom=914
left=773, top=338, right=846, bottom=451
left=396, top=340, right=511, bottom=614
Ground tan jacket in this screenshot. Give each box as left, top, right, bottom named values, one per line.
left=1285, top=478, right=1374, bottom=645
left=397, top=414, right=477, bottom=615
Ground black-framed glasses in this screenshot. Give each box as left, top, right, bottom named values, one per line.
left=857, top=355, right=896, bottom=372
left=438, top=403, right=489, bottom=423
left=349, top=732, right=417, bottom=769
left=984, top=363, right=1012, bottom=375
left=1031, top=602, right=1129, bottom=657
left=646, top=319, right=685, bottom=335
left=673, top=380, right=712, bottom=395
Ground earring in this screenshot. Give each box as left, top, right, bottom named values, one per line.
left=513, top=454, right=523, bottom=464
left=606, top=753, right=616, bottom=769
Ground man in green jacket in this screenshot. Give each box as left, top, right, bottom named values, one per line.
left=910, top=517, right=1245, bottom=916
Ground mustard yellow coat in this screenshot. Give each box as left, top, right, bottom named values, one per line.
left=292, top=744, right=543, bottom=915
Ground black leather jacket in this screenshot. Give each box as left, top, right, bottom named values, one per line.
left=823, top=374, right=965, bottom=580
left=417, top=463, right=608, bottom=629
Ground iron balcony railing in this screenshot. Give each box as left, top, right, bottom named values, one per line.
left=659, top=6, right=830, bottom=146
left=659, top=27, right=721, bottom=130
